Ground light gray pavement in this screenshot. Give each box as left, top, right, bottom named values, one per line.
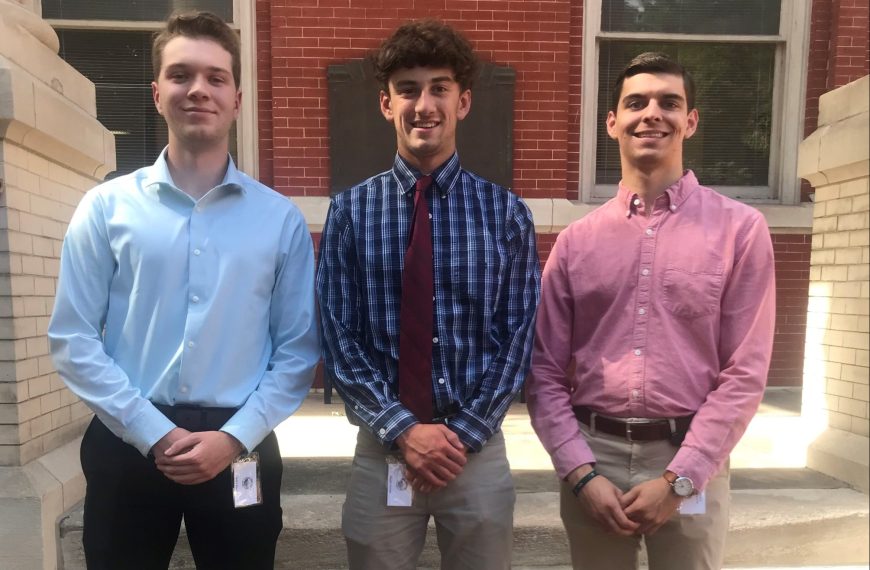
left=58, top=388, right=870, bottom=569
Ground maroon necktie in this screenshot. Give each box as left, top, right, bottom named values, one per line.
left=398, top=175, right=434, bottom=423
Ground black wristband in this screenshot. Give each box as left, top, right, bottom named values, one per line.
left=571, top=469, right=599, bottom=497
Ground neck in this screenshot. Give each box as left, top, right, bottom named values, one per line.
left=619, top=162, right=684, bottom=203
left=165, top=140, right=229, bottom=200
left=400, top=149, right=453, bottom=176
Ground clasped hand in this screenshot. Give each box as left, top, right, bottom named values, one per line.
left=397, top=424, right=467, bottom=494
left=575, top=470, right=681, bottom=536
left=152, top=428, right=244, bottom=485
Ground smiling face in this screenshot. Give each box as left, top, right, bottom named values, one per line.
left=380, top=66, right=471, bottom=174
left=606, top=72, right=698, bottom=178
left=151, top=35, right=241, bottom=154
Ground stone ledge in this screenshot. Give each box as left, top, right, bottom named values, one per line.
left=291, top=196, right=814, bottom=234
left=807, top=427, right=870, bottom=494
left=0, top=436, right=83, bottom=570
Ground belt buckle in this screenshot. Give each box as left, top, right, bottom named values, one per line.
left=625, top=422, right=633, bottom=443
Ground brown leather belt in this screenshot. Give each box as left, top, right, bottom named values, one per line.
left=573, top=406, right=694, bottom=444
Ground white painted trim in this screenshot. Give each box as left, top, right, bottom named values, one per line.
left=236, top=0, right=258, bottom=177
left=289, top=197, right=813, bottom=234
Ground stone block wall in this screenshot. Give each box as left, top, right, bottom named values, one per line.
left=0, top=141, right=95, bottom=466
left=807, top=175, right=870, bottom=436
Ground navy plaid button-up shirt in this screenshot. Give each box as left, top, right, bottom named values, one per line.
left=316, top=153, right=541, bottom=451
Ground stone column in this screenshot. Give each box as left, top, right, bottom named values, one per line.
left=798, top=75, right=869, bottom=493
left=0, top=1, right=114, bottom=567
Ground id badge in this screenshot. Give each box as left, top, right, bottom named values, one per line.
left=678, top=490, right=706, bottom=516
left=232, top=452, right=262, bottom=508
left=386, top=456, right=412, bottom=507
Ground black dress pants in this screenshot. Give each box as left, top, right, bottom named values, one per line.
left=79, top=413, right=283, bottom=570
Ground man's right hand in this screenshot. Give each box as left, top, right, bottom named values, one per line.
left=396, top=424, right=467, bottom=489
left=150, top=427, right=192, bottom=461
left=567, top=465, right=639, bottom=536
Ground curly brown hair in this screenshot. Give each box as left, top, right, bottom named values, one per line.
left=152, top=11, right=241, bottom=88
left=372, top=19, right=478, bottom=92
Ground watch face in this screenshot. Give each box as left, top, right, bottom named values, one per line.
left=673, top=476, right=694, bottom=497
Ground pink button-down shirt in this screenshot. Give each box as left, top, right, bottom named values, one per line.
left=528, top=171, right=775, bottom=490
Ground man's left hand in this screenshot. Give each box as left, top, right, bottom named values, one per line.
left=155, top=431, right=244, bottom=485
left=619, top=477, right=682, bottom=535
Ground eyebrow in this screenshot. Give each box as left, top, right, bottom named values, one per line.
left=393, top=76, right=456, bottom=88
left=164, top=63, right=231, bottom=76
left=622, top=92, right=686, bottom=104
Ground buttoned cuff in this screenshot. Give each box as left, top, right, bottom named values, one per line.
left=668, top=445, right=718, bottom=492
left=550, top=436, right=597, bottom=480
left=125, top=405, right=178, bottom=457
left=447, top=409, right=494, bottom=452
left=220, top=407, right=270, bottom=454
left=371, top=402, right=419, bottom=447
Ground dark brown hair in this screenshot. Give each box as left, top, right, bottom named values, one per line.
left=372, top=19, right=478, bottom=92
left=152, top=11, right=241, bottom=87
left=611, top=52, right=696, bottom=112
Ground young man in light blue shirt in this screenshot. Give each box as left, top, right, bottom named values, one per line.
left=47, top=11, right=319, bottom=569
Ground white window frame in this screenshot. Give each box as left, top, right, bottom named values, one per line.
left=579, top=0, right=810, bottom=205
left=44, top=1, right=259, bottom=178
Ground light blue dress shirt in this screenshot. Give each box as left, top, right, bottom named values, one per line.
left=48, top=150, right=320, bottom=456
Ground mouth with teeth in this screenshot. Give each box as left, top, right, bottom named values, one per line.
left=632, top=130, right=668, bottom=138
left=411, top=120, right=440, bottom=130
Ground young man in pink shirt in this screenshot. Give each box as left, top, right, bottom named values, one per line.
left=527, top=52, right=776, bottom=569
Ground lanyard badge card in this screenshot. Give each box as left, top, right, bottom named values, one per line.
left=232, top=452, right=262, bottom=508
left=386, top=456, right=413, bottom=507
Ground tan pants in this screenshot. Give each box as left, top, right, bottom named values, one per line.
left=561, top=424, right=730, bottom=570
left=342, top=429, right=515, bottom=570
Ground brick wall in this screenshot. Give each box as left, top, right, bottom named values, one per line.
left=257, top=0, right=574, bottom=200
left=771, top=234, right=812, bottom=387
left=0, top=141, right=93, bottom=466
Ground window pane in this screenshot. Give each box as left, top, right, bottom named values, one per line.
left=596, top=41, right=775, bottom=189
left=57, top=29, right=236, bottom=179
left=601, top=0, right=780, bottom=35
left=43, top=0, right=232, bottom=22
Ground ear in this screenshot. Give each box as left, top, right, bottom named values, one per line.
left=379, top=90, right=394, bottom=122
left=684, top=108, right=699, bottom=139
left=151, top=81, right=164, bottom=116
left=456, top=89, right=472, bottom=121
left=234, top=89, right=242, bottom=120
left=605, top=110, right=617, bottom=139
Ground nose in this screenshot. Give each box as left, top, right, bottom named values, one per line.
left=415, top=89, right=434, bottom=114
left=641, top=100, right=663, bottom=122
left=187, top=74, right=209, bottom=99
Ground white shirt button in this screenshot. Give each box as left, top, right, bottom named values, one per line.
left=378, top=428, right=386, bottom=436
left=632, top=389, right=640, bottom=399
left=638, top=308, right=646, bottom=315
left=195, top=206, right=203, bottom=212
left=633, top=198, right=641, bottom=206
left=433, top=337, right=439, bottom=344
left=438, top=378, right=446, bottom=385
left=641, top=268, right=650, bottom=276
left=428, top=213, right=432, bottom=219
left=432, top=296, right=436, bottom=301
left=187, top=341, right=195, bottom=348
left=634, top=349, right=642, bottom=356
left=179, top=386, right=188, bottom=393
left=670, top=204, right=677, bottom=211
left=625, top=209, right=631, bottom=218
left=191, top=295, right=200, bottom=303
left=645, top=228, right=654, bottom=236
left=193, top=249, right=201, bottom=256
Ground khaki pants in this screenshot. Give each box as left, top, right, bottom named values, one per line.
left=342, top=429, right=515, bottom=570
left=561, top=424, right=730, bottom=570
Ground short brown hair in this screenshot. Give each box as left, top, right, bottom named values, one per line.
left=152, top=11, right=241, bottom=87
left=372, top=19, right=478, bottom=92
left=611, top=52, right=696, bottom=112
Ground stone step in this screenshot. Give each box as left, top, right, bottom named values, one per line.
left=59, top=473, right=869, bottom=570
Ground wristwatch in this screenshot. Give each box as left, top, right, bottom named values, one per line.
left=663, top=472, right=695, bottom=497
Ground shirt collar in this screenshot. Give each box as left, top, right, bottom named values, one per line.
left=617, top=170, right=699, bottom=217
left=391, top=152, right=462, bottom=198
left=142, top=147, right=245, bottom=197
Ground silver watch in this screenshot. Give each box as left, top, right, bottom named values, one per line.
left=668, top=475, right=695, bottom=497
